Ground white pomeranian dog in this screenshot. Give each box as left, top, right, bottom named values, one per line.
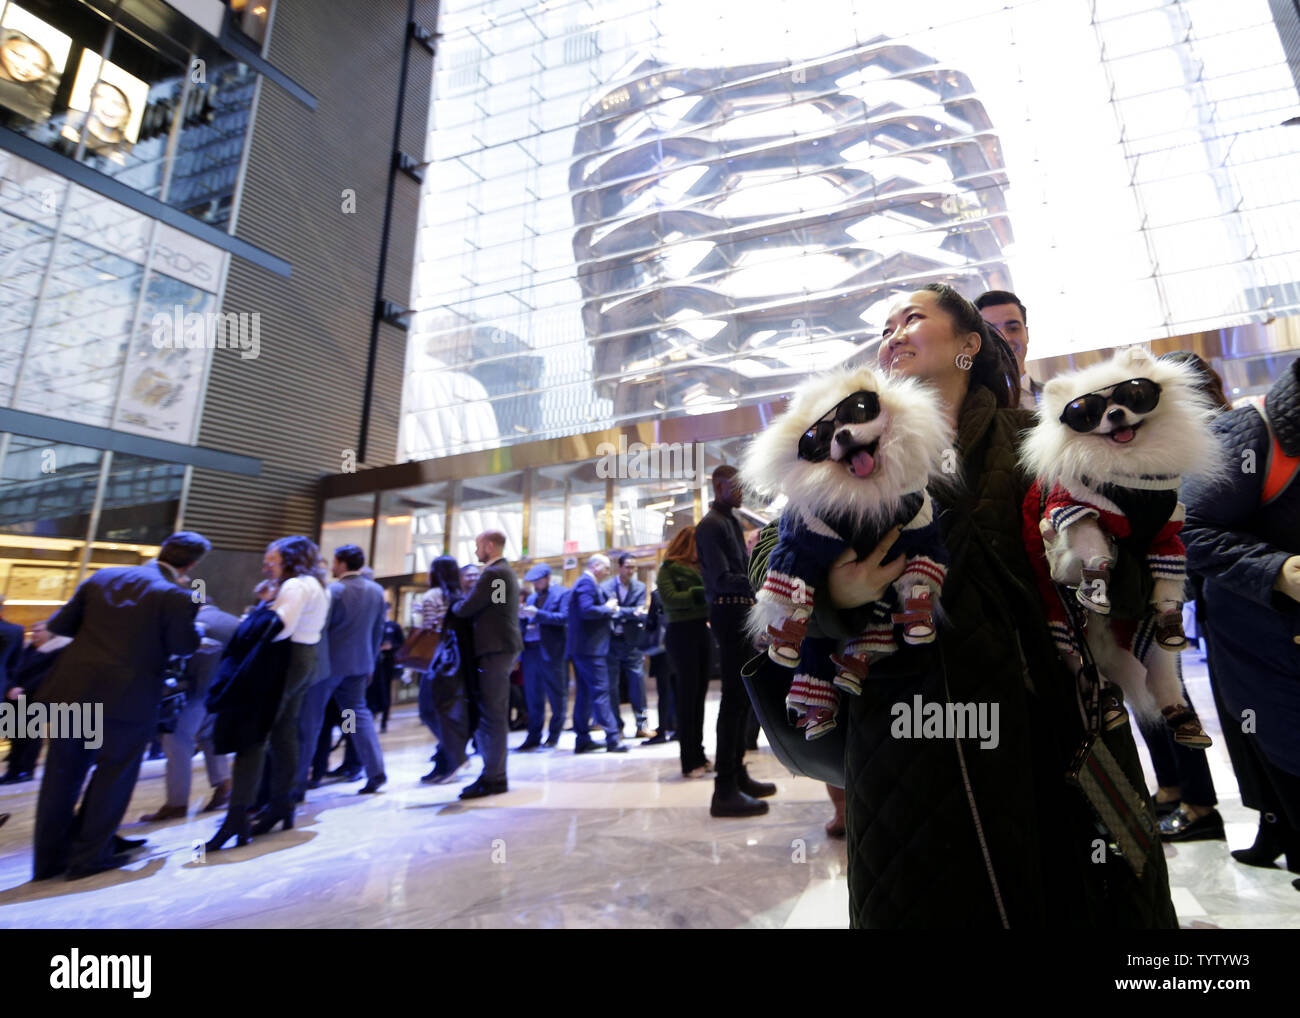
left=742, top=365, right=952, bottom=738
left=1021, top=346, right=1223, bottom=746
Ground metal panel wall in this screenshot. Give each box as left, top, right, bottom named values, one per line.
left=184, top=0, right=434, bottom=551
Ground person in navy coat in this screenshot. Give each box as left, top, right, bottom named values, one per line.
left=601, top=554, right=650, bottom=737
left=517, top=563, right=568, bottom=750
left=1183, top=358, right=1300, bottom=878
left=566, top=554, right=626, bottom=753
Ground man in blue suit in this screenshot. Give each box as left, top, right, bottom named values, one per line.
left=300, top=545, right=387, bottom=795
left=517, top=563, right=568, bottom=750
left=601, top=553, right=650, bottom=738
left=566, top=554, right=627, bottom=754
left=34, top=531, right=209, bottom=880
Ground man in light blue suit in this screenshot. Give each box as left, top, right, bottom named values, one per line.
left=300, top=545, right=388, bottom=795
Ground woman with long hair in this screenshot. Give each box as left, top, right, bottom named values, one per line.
left=417, top=554, right=477, bottom=784
left=207, top=535, right=329, bottom=849
left=810, top=282, right=1176, bottom=927
left=656, top=526, right=711, bottom=778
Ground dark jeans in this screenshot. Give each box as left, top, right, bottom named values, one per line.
left=607, top=636, right=647, bottom=729
left=665, top=618, right=710, bottom=773
left=34, top=717, right=153, bottom=877
left=1136, top=655, right=1216, bottom=805
left=231, top=642, right=317, bottom=809
left=572, top=653, right=620, bottom=743
left=709, top=602, right=754, bottom=787
left=648, top=650, right=676, bottom=732
left=521, top=644, right=566, bottom=741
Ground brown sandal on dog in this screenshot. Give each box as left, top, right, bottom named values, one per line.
left=1162, top=704, right=1211, bottom=748
left=1153, top=610, right=1188, bottom=652
left=766, top=615, right=808, bottom=667
left=891, top=594, right=935, bottom=645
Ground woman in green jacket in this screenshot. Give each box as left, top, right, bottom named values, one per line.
left=656, top=527, right=711, bottom=778
left=815, top=283, right=1177, bottom=928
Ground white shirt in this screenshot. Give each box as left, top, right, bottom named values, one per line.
left=271, top=575, right=329, bottom=644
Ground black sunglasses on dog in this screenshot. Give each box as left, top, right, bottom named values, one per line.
left=798, top=390, right=882, bottom=461
left=1059, top=377, right=1162, bottom=434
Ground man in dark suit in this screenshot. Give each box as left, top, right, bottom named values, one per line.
left=33, top=531, right=209, bottom=880
left=517, top=563, right=568, bottom=751
left=453, top=530, right=523, bottom=798
left=300, top=545, right=388, bottom=796
left=601, top=553, right=650, bottom=738
left=137, top=600, right=240, bottom=821
left=566, top=554, right=627, bottom=755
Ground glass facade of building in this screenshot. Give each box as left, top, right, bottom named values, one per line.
left=403, top=0, right=1300, bottom=461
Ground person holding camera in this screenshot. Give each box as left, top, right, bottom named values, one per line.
left=602, top=553, right=651, bottom=739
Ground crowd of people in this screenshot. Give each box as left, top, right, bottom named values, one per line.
left=1, top=283, right=1295, bottom=932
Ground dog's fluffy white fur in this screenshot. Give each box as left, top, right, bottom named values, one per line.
left=1021, top=346, right=1220, bottom=489
left=742, top=366, right=952, bottom=533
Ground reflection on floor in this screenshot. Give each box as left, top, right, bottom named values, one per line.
left=0, top=658, right=1293, bottom=928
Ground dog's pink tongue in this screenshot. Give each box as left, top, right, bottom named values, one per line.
left=1112, top=427, right=1135, bottom=444
left=850, top=449, right=876, bottom=476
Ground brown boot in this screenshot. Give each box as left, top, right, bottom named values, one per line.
left=202, top=779, right=232, bottom=812
left=139, top=803, right=187, bottom=822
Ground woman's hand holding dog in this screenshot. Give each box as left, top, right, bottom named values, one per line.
left=827, top=526, right=907, bottom=608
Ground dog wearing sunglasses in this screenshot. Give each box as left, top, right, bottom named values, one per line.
left=1021, top=345, right=1220, bottom=746
left=742, top=366, right=952, bottom=739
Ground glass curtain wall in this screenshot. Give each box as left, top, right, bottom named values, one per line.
left=404, top=0, right=1300, bottom=461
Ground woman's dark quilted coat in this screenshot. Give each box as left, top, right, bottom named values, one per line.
left=816, top=385, right=1178, bottom=929
left=1182, top=360, right=1300, bottom=780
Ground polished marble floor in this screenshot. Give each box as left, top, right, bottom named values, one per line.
left=0, top=659, right=1294, bottom=929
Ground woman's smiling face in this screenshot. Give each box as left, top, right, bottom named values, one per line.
left=879, top=289, right=966, bottom=382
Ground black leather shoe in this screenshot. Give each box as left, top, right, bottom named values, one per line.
left=67, top=853, right=133, bottom=879
left=606, top=740, right=628, bottom=753
left=112, top=835, right=147, bottom=853
left=326, top=766, right=362, bottom=782
left=710, top=786, right=769, bottom=818
left=1159, top=806, right=1225, bottom=842
left=0, top=770, right=33, bottom=784
left=420, top=766, right=445, bottom=784
left=459, top=777, right=508, bottom=799
left=642, top=731, right=670, bottom=745
left=358, top=773, right=387, bottom=794
left=1231, top=815, right=1300, bottom=872
left=516, top=738, right=542, bottom=752
left=543, top=733, right=561, bottom=748
left=738, top=770, right=777, bottom=799
left=574, top=740, right=603, bottom=754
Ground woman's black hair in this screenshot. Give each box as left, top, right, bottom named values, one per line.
left=1160, top=350, right=1233, bottom=413
left=428, top=554, right=461, bottom=602
left=919, top=282, right=1019, bottom=409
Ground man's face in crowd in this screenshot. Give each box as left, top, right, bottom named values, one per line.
left=591, top=560, right=609, bottom=582
left=461, top=566, right=480, bottom=592
left=714, top=473, right=742, bottom=509
left=979, top=302, right=1028, bottom=377
left=332, top=556, right=348, bottom=578
left=533, top=575, right=549, bottom=596
left=618, top=560, right=635, bottom=582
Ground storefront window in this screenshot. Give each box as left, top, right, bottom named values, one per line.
left=93, top=451, right=183, bottom=545
left=451, top=470, right=523, bottom=565
left=531, top=463, right=606, bottom=559
left=320, top=493, right=374, bottom=570
left=374, top=482, right=448, bottom=579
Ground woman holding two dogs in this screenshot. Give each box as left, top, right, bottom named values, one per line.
left=813, top=283, right=1177, bottom=928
